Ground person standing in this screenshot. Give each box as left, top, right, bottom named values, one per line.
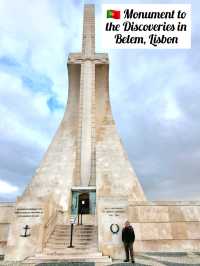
left=122, top=221, right=135, bottom=263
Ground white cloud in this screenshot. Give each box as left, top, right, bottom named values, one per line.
left=0, top=0, right=82, bottom=103
left=0, top=71, right=62, bottom=149
left=0, top=179, right=19, bottom=194
left=162, top=93, right=182, bottom=120
left=0, top=35, right=28, bottom=61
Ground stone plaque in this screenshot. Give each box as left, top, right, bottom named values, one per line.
left=103, top=207, right=126, bottom=217
left=15, top=208, right=43, bottom=218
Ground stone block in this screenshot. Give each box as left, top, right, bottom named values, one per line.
left=171, top=222, right=188, bottom=239
left=168, top=206, right=185, bottom=221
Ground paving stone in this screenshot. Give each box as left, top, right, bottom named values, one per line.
left=36, top=262, right=95, bottom=266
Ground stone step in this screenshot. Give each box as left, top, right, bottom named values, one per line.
left=34, top=255, right=108, bottom=260
left=46, top=242, right=98, bottom=246
left=25, top=253, right=112, bottom=264
left=46, top=243, right=98, bottom=248
left=25, top=257, right=112, bottom=264
left=44, top=247, right=98, bottom=253
left=54, top=229, right=96, bottom=231
left=48, top=236, right=95, bottom=240
left=56, top=224, right=95, bottom=227
left=53, top=229, right=97, bottom=233
left=47, top=242, right=97, bottom=246
left=51, top=233, right=97, bottom=237
left=50, top=238, right=97, bottom=242
left=45, top=246, right=98, bottom=250
left=53, top=232, right=96, bottom=236
left=44, top=224, right=98, bottom=255
left=44, top=247, right=98, bottom=251
left=54, top=226, right=96, bottom=230
left=48, top=236, right=97, bottom=241
left=49, top=236, right=97, bottom=241
left=49, top=238, right=97, bottom=242
left=50, top=236, right=96, bottom=240
left=47, top=240, right=94, bottom=246
left=55, top=225, right=96, bottom=229
left=51, top=235, right=96, bottom=238
left=52, top=229, right=96, bottom=232
left=54, top=227, right=96, bottom=230
left=45, top=245, right=98, bottom=250
left=38, top=251, right=103, bottom=257
left=48, top=237, right=97, bottom=243
left=42, top=250, right=100, bottom=256
left=46, top=239, right=97, bottom=246
left=52, top=232, right=96, bottom=236
left=53, top=232, right=96, bottom=235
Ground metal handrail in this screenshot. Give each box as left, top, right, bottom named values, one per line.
left=74, top=214, right=79, bottom=223
left=70, top=213, right=78, bottom=224
left=68, top=213, right=79, bottom=248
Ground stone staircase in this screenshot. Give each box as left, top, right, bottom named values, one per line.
left=46, top=224, right=98, bottom=251
left=25, top=224, right=112, bottom=264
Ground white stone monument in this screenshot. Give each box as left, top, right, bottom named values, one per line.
left=0, top=4, right=200, bottom=263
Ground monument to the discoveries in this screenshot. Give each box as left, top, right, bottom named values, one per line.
left=0, top=4, right=200, bottom=263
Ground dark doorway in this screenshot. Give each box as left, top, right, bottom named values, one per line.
left=78, top=193, right=90, bottom=214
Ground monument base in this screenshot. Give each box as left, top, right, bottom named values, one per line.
left=98, top=198, right=200, bottom=259
left=0, top=199, right=200, bottom=261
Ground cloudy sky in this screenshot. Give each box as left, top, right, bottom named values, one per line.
left=0, top=0, right=199, bottom=201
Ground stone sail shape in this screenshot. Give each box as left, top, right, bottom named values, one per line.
left=22, top=4, right=146, bottom=204
left=5, top=4, right=146, bottom=259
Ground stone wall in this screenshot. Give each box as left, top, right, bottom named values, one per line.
left=97, top=197, right=128, bottom=259
left=97, top=199, right=200, bottom=259
left=0, top=202, right=15, bottom=256
left=129, top=201, right=200, bottom=252
left=4, top=195, right=60, bottom=260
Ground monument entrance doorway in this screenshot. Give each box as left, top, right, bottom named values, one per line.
left=78, top=193, right=90, bottom=214
left=71, top=187, right=96, bottom=219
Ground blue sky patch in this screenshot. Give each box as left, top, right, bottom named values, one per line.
left=0, top=55, right=53, bottom=93
left=0, top=56, right=20, bottom=68
left=47, top=96, right=64, bottom=112
left=22, top=74, right=53, bottom=93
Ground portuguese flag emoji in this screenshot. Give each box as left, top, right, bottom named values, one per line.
left=107, top=10, right=120, bottom=19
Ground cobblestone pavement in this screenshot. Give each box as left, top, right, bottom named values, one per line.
left=112, top=252, right=200, bottom=266
left=0, top=253, right=200, bottom=266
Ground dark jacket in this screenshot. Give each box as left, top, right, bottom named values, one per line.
left=122, top=225, right=135, bottom=243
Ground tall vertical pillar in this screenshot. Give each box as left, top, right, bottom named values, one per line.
left=79, top=5, right=96, bottom=186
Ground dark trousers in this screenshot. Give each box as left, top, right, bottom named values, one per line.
left=124, top=242, right=134, bottom=260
